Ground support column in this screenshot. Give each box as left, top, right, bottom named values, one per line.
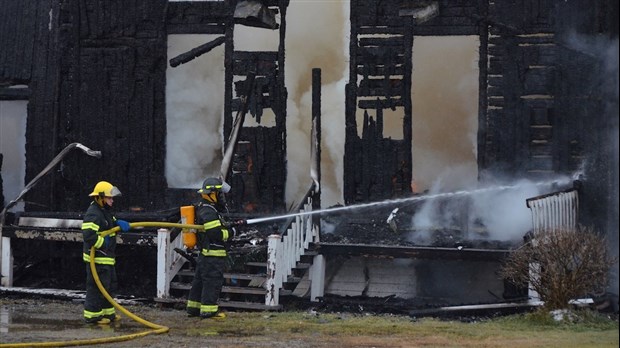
left=157, top=228, right=171, bottom=299
left=310, top=254, right=325, bottom=302
left=265, top=234, right=280, bottom=306
left=1, top=236, right=12, bottom=287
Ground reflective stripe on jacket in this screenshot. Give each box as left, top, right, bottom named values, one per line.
left=195, top=202, right=232, bottom=257
left=82, top=201, right=118, bottom=265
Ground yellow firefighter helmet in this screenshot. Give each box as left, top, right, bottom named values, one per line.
left=88, top=181, right=122, bottom=198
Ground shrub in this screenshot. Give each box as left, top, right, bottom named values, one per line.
left=500, top=225, right=617, bottom=310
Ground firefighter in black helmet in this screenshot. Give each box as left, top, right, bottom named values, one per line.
left=186, top=177, right=244, bottom=319
left=81, top=181, right=131, bottom=325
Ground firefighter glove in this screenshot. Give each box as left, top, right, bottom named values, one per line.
left=102, top=236, right=112, bottom=249
left=117, top=219, right=130, bottom=232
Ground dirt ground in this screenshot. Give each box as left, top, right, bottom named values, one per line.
left=2, top=298, right=270, bottom=348
left=0, top=296, right=409, bottom=348
left=2, top=294, right=618, bottom=348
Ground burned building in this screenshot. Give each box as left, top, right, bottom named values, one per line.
left=1, top=1, right=618, bottom=311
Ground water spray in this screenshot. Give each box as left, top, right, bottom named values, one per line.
left=242, top=176, right=576, bottom=226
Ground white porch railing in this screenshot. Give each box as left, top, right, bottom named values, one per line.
left=156, top=228, right=188, bottom=299
left=2, top=201, right=321, bottom=306
left=525, top=187, right=579, bottom=303
left=1, top=223, right=187, bottom=300
left=265, top=196, right=320, bottom=307
left=526, top=188, right=579, bottom=233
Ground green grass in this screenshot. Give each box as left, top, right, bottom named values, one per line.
left=183, top=308, right=619, bottom=347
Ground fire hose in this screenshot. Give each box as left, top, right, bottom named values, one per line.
left=0, top=221, right=213, bottom=348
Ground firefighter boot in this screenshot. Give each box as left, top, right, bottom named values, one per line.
left=200, top=311, right=226, bottom=320
left=107, top=314, right=121, bottom=322
left=211, top=312, right=227, bottom=320
left=96, top=318, right=111, bottom=325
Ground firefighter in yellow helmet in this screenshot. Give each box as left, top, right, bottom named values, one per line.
left=81, top=181, right=131, bottom=325
left=186, top=177, right=245, bottom=319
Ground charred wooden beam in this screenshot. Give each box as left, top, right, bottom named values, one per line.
left=16, top=210, right=180, bottom=222
left=0, top=86, right=30, bottom=100
left=0, top=287, right=144, bottom=304
left=2, top=227, right=159, bottom=247
left=234, top=0, right=279, bottom=29
left=221, top=72, right=256, bottom=180
left=345, top=0, right=413, bottom=204
left=398, top=1, right=439, bottom=24
left=357, top=98, right=404, bottom=110
left=314, top=242, right=510, bottom=262
left=169, top=36, right=226, bottom=67
left=224, top=0, right=289, bottom=214
left=311, top=68, right=322, bottom=211
left=166, top=0, right=233, bottom=34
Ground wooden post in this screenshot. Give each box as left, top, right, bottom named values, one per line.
left=265, top=234, right=280, bottom=306
left=157, top=228, right=171, bottom=299
left=310, top=254, right=325, bottom=302
left=1, top=236, right=12, bottom=287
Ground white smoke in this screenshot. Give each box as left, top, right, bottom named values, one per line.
left=165, top=1, right=350, bottom=205
left=468, top=179, right=545, bottom=241
left=165, top=3, right=482, bottom=212
left=283, top=0, right=348, bottom=207
left=408, top=175, right=572, bottom=243
left=166, top=34, right=225, bottom=188
left=0, top=100, right=27, bottom=210
left=411, top=36, right=480, bottom=192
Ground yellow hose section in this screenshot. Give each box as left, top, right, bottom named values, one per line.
left=0, top=221, right=205, bottom=348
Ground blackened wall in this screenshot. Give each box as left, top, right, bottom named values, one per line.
left=0, top=0, right=41, bottom=85
left=341, top=0, right=618, bottom=296
left=1, top=0, right=169, bottom=212
left=479, top=0, right=618, bottom=261
left=344, top=0, right=485, bottom=204
left=1, top=0, right=288, bottom=215
left=1, top=0, right=63, bottom=210
left=51, top=0, right=169, bottom=212
left=554, top=0, right=619, bottom=297
left=477, top=0, right=618, bottom=296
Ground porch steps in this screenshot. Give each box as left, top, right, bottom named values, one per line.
left=166, top=256, right=311, bottom=311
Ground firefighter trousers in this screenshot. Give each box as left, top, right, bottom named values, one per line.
left=187, top=255, right=225, bottom=317
left=84, top=263, right=117, bottom=323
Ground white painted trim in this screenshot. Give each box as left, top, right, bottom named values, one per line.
left=17, top=217, right=82, bottom=229
left=310, top=254, right=325, bottom=302
left=157, top=229, right=171, bottom=299
left=156, top=228, right=187, bottom=300
left=1, top=236, right=12, bottom=287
